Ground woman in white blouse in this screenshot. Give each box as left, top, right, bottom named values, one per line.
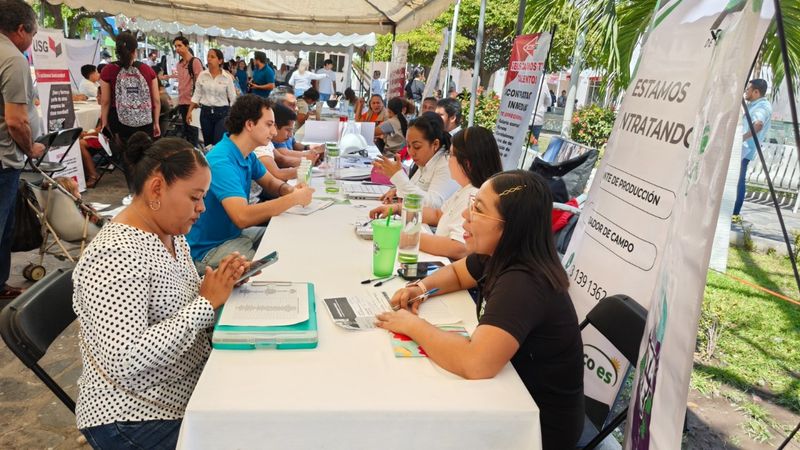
left=371, top=126, right=503, bottom=260
left=288, top=59, right=327, bottom=97
left=73, top=133, right=249, bottom=449
left=186, top=49, right=238, bottom=147
left=373, top=112, right=459, bottom=210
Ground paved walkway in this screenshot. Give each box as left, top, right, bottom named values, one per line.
left=737, top=195, right=800, bottom=253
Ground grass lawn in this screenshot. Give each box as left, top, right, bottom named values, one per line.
left=695, top=246, right=800, bottom=414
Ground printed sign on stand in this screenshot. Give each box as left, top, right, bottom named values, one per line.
left=387, top=42, right=408, bottom=100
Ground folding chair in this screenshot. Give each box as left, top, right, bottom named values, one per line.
left=23, top=127, right=83, bottom=182
left=0, top=268, right=76, bottom=413
left=579, top=294, right=647, bottom=449
left=529, top=148, right=600, bottom=200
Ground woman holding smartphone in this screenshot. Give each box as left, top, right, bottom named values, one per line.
left=375, top=170, right=584, bottom=449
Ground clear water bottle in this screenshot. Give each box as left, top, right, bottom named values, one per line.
left=324, top=143, right=340, bottom=193
left=397, top=194, right=422, bottom=264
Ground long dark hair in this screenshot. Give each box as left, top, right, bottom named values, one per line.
left=451, top=126, right=502, bottom=188
left=408, top=112, right=450, bottom=155
left=126, top=132, right=209, bottom=195
left=484, top=170, right=569, bottom=294
left=115, top=31, right=138, bottom=68
left=387, top=97, right=407, bottom=137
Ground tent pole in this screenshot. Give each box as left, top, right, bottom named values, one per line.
left=444, top=0, right=461, bottom=97
left=515, top=0, right=527, bottom=37
left=344, top=44, right=354, bottom=91
left=468, top=0, right=487, bottom=127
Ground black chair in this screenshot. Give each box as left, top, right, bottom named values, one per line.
left=0, top=268, right=76, bottom=413
left=579, top=294, right=647, bottom=449
left=529, top=148, right=599, bottom=201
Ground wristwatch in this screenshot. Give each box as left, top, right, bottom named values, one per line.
left=303, top=144, right=310, bottom=150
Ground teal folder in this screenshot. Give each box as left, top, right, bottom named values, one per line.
left=211, top=283, right=318, bottom=350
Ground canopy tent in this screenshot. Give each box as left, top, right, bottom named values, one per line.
left=46, top=0, right=454, bottom=35
left=119, top=17, right=376, bottom=53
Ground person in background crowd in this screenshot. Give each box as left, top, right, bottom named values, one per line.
left=161, top=36, right=203, bottom=147
left=421, top=96, right=437, bottom=114
left=77, top=129, right=101, bottom=188
left=260, top=103, right=320, bottom=176
left=548, top=89, right=556, bottom=112
left=0, top=0, right=44, bottom=300
left=288, top=59, right=326, bottom=98
left=343, top=87, right=363, bottom=120
left=146, top=50, right=158, bottom=66
left=557, top=90, right=567, bottom=108
left=186, top=95, right=313, bottom=272
left=100, top=31, right=161, bottom=146
left=436, top=97, right=462, bottom=136
left=79, top=64, right=100, bottom=99
left=403, top=97, right=417, bottom=120
left=733, top=78, right=772, bottom=222
left=235, top=60, right=249, bottom=94
left=406, top=70, right=425, bottom=104
left=371, top=70, right=385, bottom=98
left=284, top=59, right=298, bottom=88
left=373, top=96, right=407, bottom=156
left=74, top=133, right=249, bottom=449
left=268, top=86, right=297, bottom=112
left=186, top=48, right=237, bottom=148
left=529, top=80, right=551, bottom=145
left=375, top=169, right=584, bottom=449
left=295, top=88, right=320, bottom=128
left=248, top=51, right=275, bottom=99
left=275, top=63, right=289, bottom=86
left=370, top=126, right=502, bottom=260
left=316, top=59, right=337, bottom=102
left=359, top=94, right=386, bottom=124
left=374, top=112, right=458, bottom=209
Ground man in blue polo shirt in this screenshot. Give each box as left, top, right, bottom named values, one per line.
left=248, top=51, right=275, bottom=98
left=187, top=94, right=314, bottom=271
left=733, top=79, right=772, bottom=222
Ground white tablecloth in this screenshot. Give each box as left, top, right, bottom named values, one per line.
left=177, top=190, right=542, bottom=449
left=73, top=102, right=101, bottom=130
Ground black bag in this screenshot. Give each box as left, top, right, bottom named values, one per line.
left=11, top=184, right=43, bottom=252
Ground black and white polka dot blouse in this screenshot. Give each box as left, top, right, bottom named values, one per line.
left=72, top=222, right=215, bottom=429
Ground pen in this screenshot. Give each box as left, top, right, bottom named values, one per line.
left=392, top=288, right=440, bottom=311
left=374, top=274, right=397, bottom=287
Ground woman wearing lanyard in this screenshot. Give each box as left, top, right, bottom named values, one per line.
left=187, top=49, right=237, bottom=147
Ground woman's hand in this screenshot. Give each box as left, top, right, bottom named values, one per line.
left=375, top=309, right=426, bottom=335
left=389, top=285, right=425, bottom=314
left=369, top=203, right=400, bottom=219
left=373, top=155, right=403, bottom=179
left=199, top=252, right=248, bottom=309
left=152, top=122, right=161, bottom=138
left=380, top=187, right=398, bottom=204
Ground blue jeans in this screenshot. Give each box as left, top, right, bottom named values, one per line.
left=319, top=92, right=331, bottom=101
left=733, top=158, right=750, bottom=216
left=0, top=168, right=21, bottom=287
left=199, top=106, right=229, bottom=148
left=81, top=419, right=182, bottom=450
left=194, top=226, right=266, bottom=273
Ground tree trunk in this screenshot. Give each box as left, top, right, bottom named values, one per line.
left=43, top=1, right=64, bottom=32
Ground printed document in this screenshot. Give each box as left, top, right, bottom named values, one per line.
left=218, top=282, right=309, bottom=327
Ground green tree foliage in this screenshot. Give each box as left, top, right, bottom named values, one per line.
left=34, top=0, right=117, bottom=38
left=570, top=104, right=616, bottom=149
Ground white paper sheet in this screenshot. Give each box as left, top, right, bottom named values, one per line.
left=218, top=282, right=309, bottom=327
left=285, top=199, right=334, bottom=216
left=323, top=291, right=392, bottom=330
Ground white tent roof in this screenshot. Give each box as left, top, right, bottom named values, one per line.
left=49, top=0, right=454, bottom=35
left=119, top=17, right=376, bottom=52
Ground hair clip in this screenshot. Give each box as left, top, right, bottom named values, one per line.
left=498, top=185, right=526, bottom=197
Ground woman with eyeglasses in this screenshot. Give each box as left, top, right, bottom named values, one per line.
left=375, top=170, right=584, bottom=449
left=370, top=126, right=502, bottom=260
left=373, top=112, right=459, bottom=209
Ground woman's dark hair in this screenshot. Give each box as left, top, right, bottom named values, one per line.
left=484, top=170, right=569, bottom=294
left=451, top=127, right=502, bottom=188
left=408, top=111, right=450, bottom=154
left=273, top=103, right=297, bottom=128
left=225, top=94, right=273, bottom=135
left=115, top=31, right=138, bottom=68
left=126, top=132, right=209, bottom=195
left=302, top=88, right=320, bottom=102
left=344, top=88, right=357, bottom=103
left=208, top=48, right=224, bottom=66
left=172, top=35, right=190, bottom=47
left=369, top=94, right=384, bottom=107
left=0, top=0, right=36, bottom=34
left=386, top=97, right=407, bottom=137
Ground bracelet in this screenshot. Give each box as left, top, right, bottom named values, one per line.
left=406, top=279, right=427, bottom=297
left=303, top=144, right=310, bottom=150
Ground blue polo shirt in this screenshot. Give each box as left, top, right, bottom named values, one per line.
left=186, top=134, right=267, bottom=260
left=251, top=65, right=275, bottom=98
left=273, top=136, right=295, bottom=150
left=741, top=97, right=772, bottom=161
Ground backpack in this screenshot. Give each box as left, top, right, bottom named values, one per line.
left=114, top=62, right=152, bottom=128
left=186, top=57, right=204, bottom=94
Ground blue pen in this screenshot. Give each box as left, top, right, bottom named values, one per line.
left=392, top=288, right=440, bottom=311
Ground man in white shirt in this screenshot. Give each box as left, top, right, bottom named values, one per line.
left=529, top=80, right=552, bottom=143
left=78, top=64, right=99, bottom=98
left=316, top=59, right=336, bottom=102
left=435, top=98, right=462, bottom=136
left=371, top=70, right=385, bottom=98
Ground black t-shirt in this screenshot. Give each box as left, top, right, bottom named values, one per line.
left=466, top=254, right=584, bottom=449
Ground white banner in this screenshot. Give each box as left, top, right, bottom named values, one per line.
left=493, top=32, right=551, bottom=170
left=558, top=1, right=773, bottom=447
left=32, top=29, right=85, bottom=191
left=387, top=41, right=408, bottom=100
left=423, top=29, right=449, bottom=98
left=65, top=38, right=101, bottom=93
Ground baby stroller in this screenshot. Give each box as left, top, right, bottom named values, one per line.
left=16, top=131, right=105, bottom=281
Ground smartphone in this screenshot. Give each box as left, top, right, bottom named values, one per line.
left=397, top=261, right=445, bottom=280
left=235, top=251, right=279, bottom=286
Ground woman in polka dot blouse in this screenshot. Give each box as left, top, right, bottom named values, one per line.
left=73, top=132, right=249, bottom=449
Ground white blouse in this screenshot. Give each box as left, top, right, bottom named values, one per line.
left=288, top=70, right=327, bottom=92
left=191, top=70, right=237, bottom=108
left=390, top=149, right=459, bottom=209
left=435, top=184, right=477, bottom=243
left=72, top=222, right=215, bottom=429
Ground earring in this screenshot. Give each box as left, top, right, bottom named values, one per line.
left=148, top=199, right=161, bottom=211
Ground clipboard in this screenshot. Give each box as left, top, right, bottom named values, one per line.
left=211, top=283, right=318, bottom=350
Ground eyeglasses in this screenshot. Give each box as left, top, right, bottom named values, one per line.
left=468, top=195, right=505, bottom=223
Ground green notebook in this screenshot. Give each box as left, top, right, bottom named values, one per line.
left=212, top=282, right=318, bottom=350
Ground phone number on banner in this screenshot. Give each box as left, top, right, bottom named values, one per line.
left=568, top=264, right=607, bottom=301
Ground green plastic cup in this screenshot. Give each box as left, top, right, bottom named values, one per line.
left=371, top=219, right=402, bottom=277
